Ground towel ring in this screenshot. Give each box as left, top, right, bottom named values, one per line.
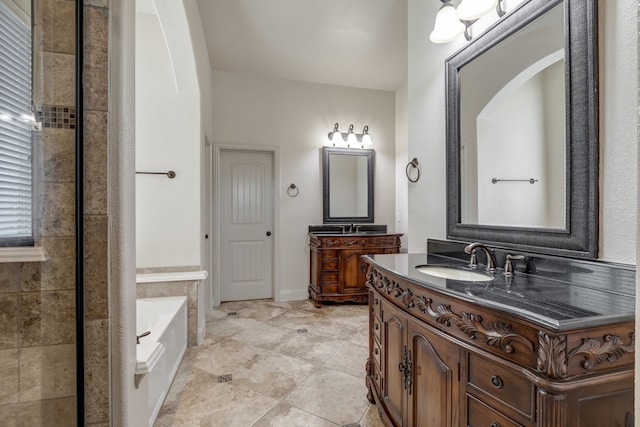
left=406, top=158, right=421, bottom=183
left=287, top=183, right=299, bottom=197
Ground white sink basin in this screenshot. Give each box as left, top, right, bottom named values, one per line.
left=415, top=265, right=494, bottom=282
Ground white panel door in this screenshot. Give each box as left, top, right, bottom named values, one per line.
left=219, top=150, right=274, bottom=301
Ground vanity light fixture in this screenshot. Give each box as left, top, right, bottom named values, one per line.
left=429, top=0, right=466, bottom=43
left=361, top=126, right=373, bottom=147
left=430, top=0, right=506, bottom=44
left=457, top=0, right=502, bottom=21
left=346, top=124, right=358, bottom=146
left=327, top=122, right=373, bottom=148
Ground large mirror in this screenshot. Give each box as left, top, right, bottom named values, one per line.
left=446, top=0, right=598, bottom=258
left=322, top=147, right=375, bottom=223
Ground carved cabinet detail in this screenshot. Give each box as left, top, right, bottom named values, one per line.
left=308, top=234, right=401, bottom=307
left=365, top=264, right=634, bottom=427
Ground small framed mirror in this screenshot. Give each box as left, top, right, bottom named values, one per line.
left=322, top=147, right=375, bottom=223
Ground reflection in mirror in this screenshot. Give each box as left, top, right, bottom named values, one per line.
left=322, top=147, right=374, bottom=223
left=329, top=154, right=368, bottom=217
left=460, top=3, right=565, bottom=229
left=446, top=0, right=598, bottom=259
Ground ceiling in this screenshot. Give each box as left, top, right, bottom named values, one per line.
left=196, top=0, right=408, bottom=91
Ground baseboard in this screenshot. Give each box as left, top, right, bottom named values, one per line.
left=277, top=289, right=309, bottom=302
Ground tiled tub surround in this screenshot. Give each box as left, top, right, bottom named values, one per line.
left=136, top=269, right=207, bottom=346
left=155, top=299, right=384, bottom=427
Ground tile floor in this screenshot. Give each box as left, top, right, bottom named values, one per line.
left=155, top=299, right=385, bottom=427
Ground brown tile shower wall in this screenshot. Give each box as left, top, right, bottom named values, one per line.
left=83, top=1, right=110, bottom=426
left=0, top=0, right=78, bottom=425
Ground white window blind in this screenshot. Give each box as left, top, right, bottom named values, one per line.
left=0, top=1, right=33, bottom=246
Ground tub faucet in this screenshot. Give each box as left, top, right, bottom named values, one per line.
left=136, top=331, right=150, bottom=344
left=464, top=242, right=497, bottom=273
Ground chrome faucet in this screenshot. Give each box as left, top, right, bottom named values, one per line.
left=464, top=242, right=497, bottom=273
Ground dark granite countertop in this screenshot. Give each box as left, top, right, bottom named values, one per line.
left=363, top=252, right=635, bottom=332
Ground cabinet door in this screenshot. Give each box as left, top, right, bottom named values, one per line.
left=338, top=249, right=363, bottom=293
left=381, top=301, right=407, bottom=427
left=408, top=319, right=460, bottom=427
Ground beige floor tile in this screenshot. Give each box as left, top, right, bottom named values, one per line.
left=266, top=309, right=327, bottom=332
left=283, top=368, right=370, bottom=426
left=233, top=304, right=290, bottom=321
left=253, top=402, right=339, bottom=427
left=191, top=339, right=264, bottom=375
left=323, top=341, right=369, bottom=379
left=230, top=351, right=315, bottom=399
left=274, top=331, right=346, bottom=365
left=359, top=404, right=386, bottom=427
left=157, top=380, right=277, bottom=427
left=159, top=299, right=375, bottom=427
left=202, top=316, right=264, bottom=345
left=228, top=321, right=296, bottom=350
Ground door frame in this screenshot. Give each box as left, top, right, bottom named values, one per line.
left=212, top=144, right=280, bottom=306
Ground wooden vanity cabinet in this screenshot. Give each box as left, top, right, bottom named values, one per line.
left=308, top=234, right=401, bottom=307
left=372, top=294, right=460, bottom=427
left=365, top=265, right=635, bottom=427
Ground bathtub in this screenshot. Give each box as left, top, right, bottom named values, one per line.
left=136, top=296, right=187, bottom=427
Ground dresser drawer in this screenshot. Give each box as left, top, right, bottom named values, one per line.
left=321, top=284, right=338, bottom=294
left=371, top=293, right=383, bottom=318
left=371, top=361, right=382, bottom=392
left=467, top=394, right=523, bottom=427
left=322, top=260, right=339, bottom=271
left=467, top=353, right=534, bottom=419
left=372, top=314, right=381, bottom=344
left=372, top=338, right=382, bottom=369
left=320, top=250, right=338, bottom=259
left=321, top=273, right=338, bottom=283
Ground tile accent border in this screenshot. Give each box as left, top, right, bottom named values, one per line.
left=36, top=105, right=77, bottom=129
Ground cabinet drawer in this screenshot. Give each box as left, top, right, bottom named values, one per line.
left=467, top=354, right=533, bottom=419
left=321, top=273, right=338, bottom=283
left=320, top=250, right=338, bottom=259
left=371, top=362, right=382, bottom=392
left=321, top=284, right=338, bottom=294
left=467, top=394, right=523, bottom=427
left=321, top=260, right=339, bottom=271
left=372, top=314, right=381, bottom=344
left=371, top=293, right=382, bottom=318
left=372, top=338, right=381, bottom=369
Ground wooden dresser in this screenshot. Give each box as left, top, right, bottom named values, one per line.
left=308, top=233, right=402, bottom=307
left=364, top=253, right=635, bottom=427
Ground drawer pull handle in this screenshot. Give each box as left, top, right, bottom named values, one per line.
left=374, top=323, right=379, bottom=330
left=490, top=423, right=500, bottom=427
left=490, top=375, right=503, bottom=389
left=375, top=299, right=379, bottom=305
left=374, top=348, right=379, bottom=355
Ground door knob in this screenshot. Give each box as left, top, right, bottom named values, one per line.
left=266, top=231, right=272, bottom=236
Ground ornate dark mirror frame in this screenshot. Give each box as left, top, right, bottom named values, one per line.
left=446, top=0, right=598, bottom=259
left=322, top=147, right=375, bottom=224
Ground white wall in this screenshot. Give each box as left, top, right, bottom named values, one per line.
left=407, top=0, right=637, bottom=264
left=395, top=83, right=409, bottom=251
left=211, top=70, right=396, bottom=300
left=135, top=2, right=202, bottom=268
